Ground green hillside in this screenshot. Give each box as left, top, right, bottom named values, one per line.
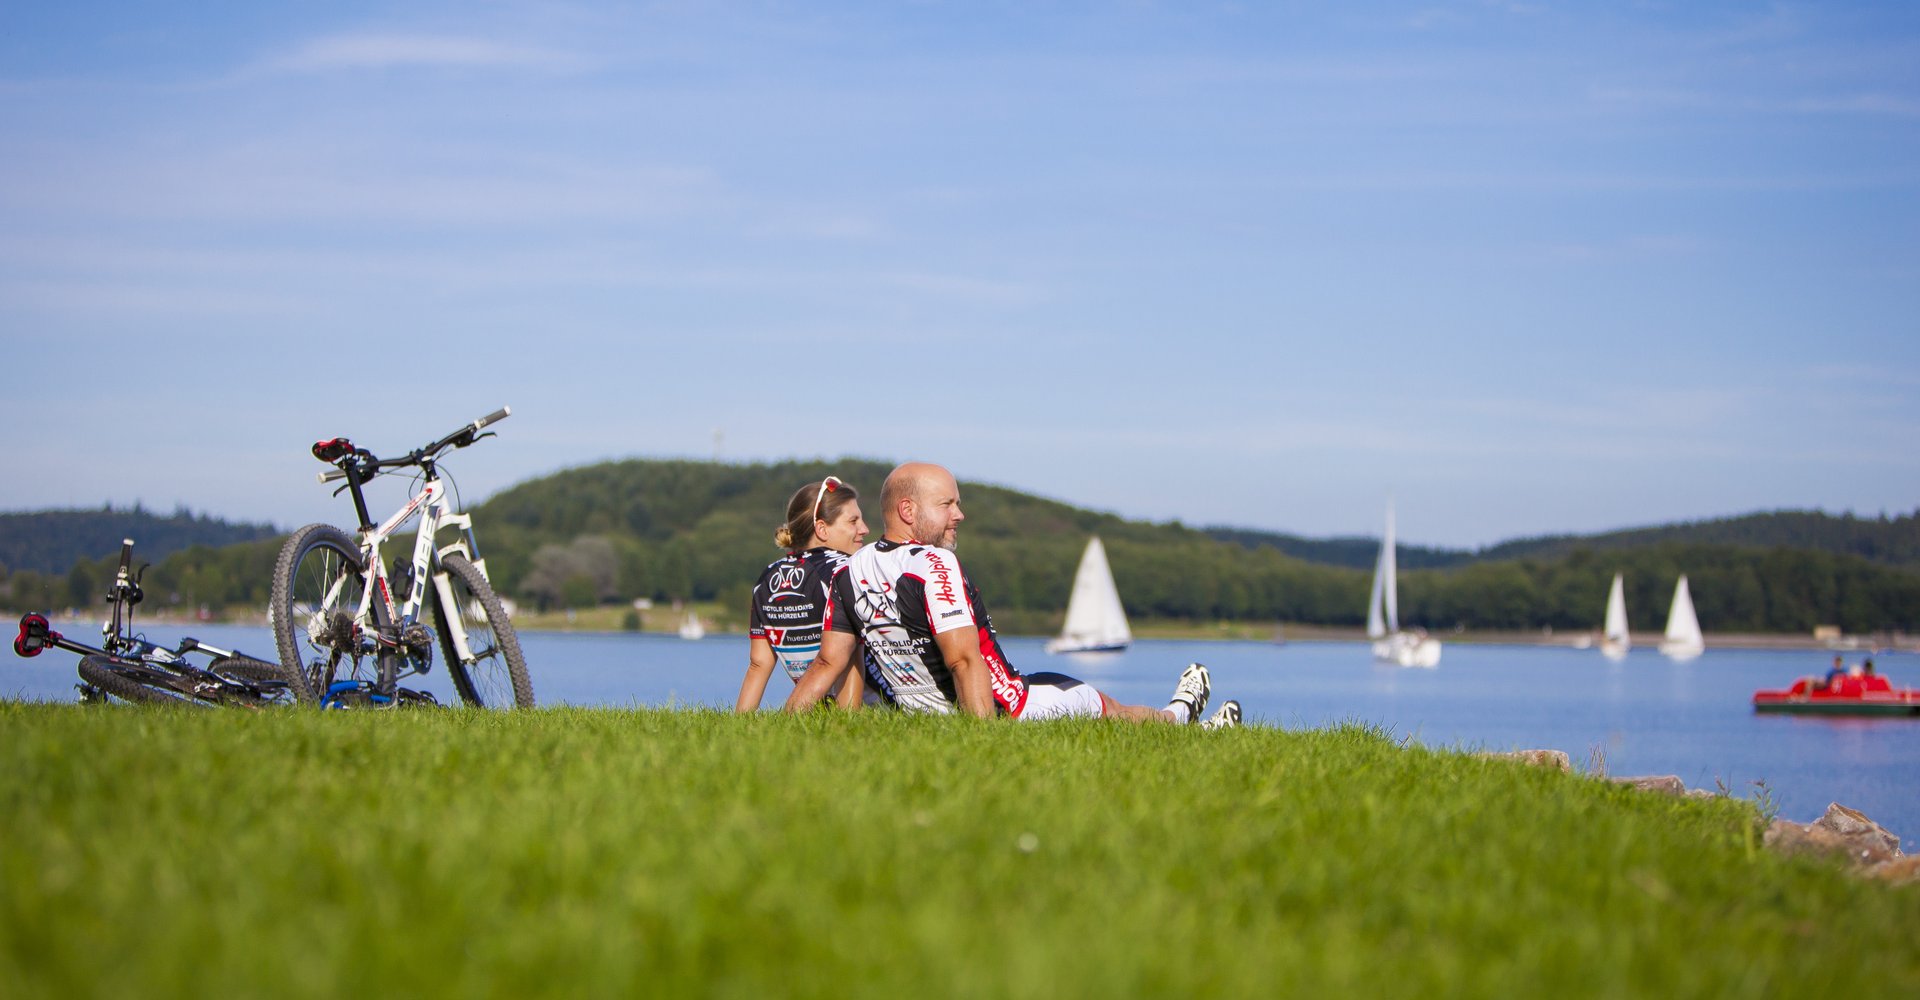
left=0, top=505, right=280, bottom=575
left=4, top=461, right=1918, bottom=634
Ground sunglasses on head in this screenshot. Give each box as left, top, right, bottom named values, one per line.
left=811, top=476, right=843, bottom=522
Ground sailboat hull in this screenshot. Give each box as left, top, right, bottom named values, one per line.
left=1372, top=632, right=1441, bottom=669
left=1044, top=638, right=1129, bottom=655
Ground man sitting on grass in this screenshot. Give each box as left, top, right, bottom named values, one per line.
left=784, top=461, right=1239, bottom=726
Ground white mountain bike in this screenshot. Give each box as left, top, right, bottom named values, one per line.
left=269, top=407, right=533, bottom=708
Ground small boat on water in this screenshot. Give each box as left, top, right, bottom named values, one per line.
left=678, top=612, right=705, bottom=640
left=1658, top=575, right=1704, bottom=661
left=1366, top=503, right=1440, bottom=669
left=1752, top=669, right=1920, bottom=716
left=1046, top=536, right=1132, bottom=655
left=1600, top=572, right=1630, bottom=661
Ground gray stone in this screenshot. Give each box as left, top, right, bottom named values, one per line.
left=1763, top=805, right=1903, bottom=869
left=1611, top=775, right=1686, bottom=796
left=1476, top=749, right=1571, bottom=772
left=1866, top=855, right=1920, bottom=886
left=1812, top=803, right=1901, bottom=860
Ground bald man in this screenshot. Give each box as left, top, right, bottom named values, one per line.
left=785, top=462, right=1240, bottom=726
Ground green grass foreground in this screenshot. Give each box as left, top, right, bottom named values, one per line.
left=2, top=704, right=1916, bottom=998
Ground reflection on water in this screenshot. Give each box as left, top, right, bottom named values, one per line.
left=9, top=620, right=1916, bottom=848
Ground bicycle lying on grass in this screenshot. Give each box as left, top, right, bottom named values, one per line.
left=12, top=539, right=294, bottom=707
left=270, top=407, right=533, bottom=709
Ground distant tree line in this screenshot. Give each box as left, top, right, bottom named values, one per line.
left=4, top=462, right=1917, bottom=635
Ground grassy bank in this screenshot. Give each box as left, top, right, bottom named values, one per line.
left=3, top=704, right=1916, bottom=997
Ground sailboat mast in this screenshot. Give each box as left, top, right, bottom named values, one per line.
left=1383, top=502, right=1399, bottom=634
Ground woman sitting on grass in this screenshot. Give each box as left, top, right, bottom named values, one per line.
left=735, top=476, right=870, bottom=711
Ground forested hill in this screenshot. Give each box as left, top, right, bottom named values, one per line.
left=0, top=506, right=281, bottom=574
left=1474, top=509, right=1920, bottom=568
left=1206, top=508, right=1920, bottom=571
left=4, top=462, right=1917, bottom=633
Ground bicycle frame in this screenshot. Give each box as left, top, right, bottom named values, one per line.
left=280, top=405, right=528, bottom=708
left=343, top=470, right=494, bottom=668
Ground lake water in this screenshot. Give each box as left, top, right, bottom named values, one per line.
left=9, top=619, right=1916, bottom=849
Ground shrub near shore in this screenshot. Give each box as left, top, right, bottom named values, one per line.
left=2, top=704, right=1917, bottom=997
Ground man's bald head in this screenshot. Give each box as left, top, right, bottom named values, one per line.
left=881, top=462, right=964, bottom=548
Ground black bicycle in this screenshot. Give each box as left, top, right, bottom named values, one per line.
left=12, top=539, right=294, bottom=708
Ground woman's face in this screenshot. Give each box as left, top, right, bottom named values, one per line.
left=815, top=501, right=868, bottom=555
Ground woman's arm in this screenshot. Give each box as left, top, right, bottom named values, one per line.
left=735, top=636, right=779, bottom=712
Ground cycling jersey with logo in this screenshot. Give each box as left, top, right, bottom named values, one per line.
left=749, top=547, right=848, bottom=682
left=826, top=538, right=1028, bottom=715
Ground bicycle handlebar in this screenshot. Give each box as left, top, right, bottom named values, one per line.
left=312, top=407, right=511, bottom=485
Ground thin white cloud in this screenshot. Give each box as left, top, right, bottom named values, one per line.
left=264, top=34, right=586, bottom=74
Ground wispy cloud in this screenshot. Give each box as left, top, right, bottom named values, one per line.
left=262, top=34, right=587, bottom=74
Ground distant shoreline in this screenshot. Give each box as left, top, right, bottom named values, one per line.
left=17, top=607, right=1913, bottom=654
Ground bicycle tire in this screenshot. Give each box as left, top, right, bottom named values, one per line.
left=208, top=654, right=299, bottom=707
left=430, top=552, right=534, bottom=708
left=270, top=523, right=391, bottom=705
left=76, top=654, right=203, bottom=707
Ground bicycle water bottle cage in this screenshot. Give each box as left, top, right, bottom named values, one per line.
left=13, top=613, right=54, bottom=657
left=313, top=438, right=355, bottom=463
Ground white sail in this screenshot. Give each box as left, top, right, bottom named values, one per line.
left=1365, top=544, right=1387, bottom=640
left=1382, top=503, right=1399, bottom=634
left=678, top=611, right=705, bottom=640
left=1046, top=536, right=1132, bottom=654
left=1658, top=575, right=1704, bottom=660
left=1601, top=573, right=1630, bottom=660
left=1368, top=502, right=1440, bottom=668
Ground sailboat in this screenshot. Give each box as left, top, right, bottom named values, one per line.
left=678, top=611, right=706, bottom=641
left=1367, top=504, right=1441, bottom=668
left=1659, top=575, right=1704, bottom=661
left=1046, top=536, right=1132, bottom=654
left=1600, top=573, right=1631, bottom=661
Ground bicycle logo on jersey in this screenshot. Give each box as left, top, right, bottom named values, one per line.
left=771, top=566, right=807, bottom=592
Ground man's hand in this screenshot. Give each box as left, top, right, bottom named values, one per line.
left=784, top=629, right=856, bottom=712
left=933, top=627, right=995, bottom=718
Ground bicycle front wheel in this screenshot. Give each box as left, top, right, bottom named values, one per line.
left=77, top=654, right=203, bottom=707
left=208, top=654, right=299, bottom=707
left=430, top=552, right=534, bottom=708
left=270, top=523, right=390, bottom=705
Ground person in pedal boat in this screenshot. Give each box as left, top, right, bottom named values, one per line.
left=783, top=462, right=1239, bottom=727
left=735, top=476, right=871, bottom=711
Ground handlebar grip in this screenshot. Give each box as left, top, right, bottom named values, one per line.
left=319, top=469, right=348, bottom=484
left=475, top=406, right=511, bottom=431
left=119, top=539, right=134, bottom=573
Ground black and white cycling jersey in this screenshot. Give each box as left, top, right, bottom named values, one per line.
left=749, top=547, right=848, bottom=682
left=825, top=538, right=1029, bottom=715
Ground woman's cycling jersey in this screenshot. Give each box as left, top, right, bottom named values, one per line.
left=749, top=547, right=848, bottom=682
left=825, top=538, right=1029, bottom=715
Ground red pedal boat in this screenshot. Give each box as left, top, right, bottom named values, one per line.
left=1752, top=670, right=1920, bottom=716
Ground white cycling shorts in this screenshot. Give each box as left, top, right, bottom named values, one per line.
left=1014, top=672, right=1105, bottom=721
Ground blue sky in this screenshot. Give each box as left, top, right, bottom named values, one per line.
left=2, top=1, right=1916, bottom=547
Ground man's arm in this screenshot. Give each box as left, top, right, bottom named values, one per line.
left=832, top=643, right=867, bottom=710
left=933, top=627, right=995, bottom=719
left=783, top=630, right=856, bottom=712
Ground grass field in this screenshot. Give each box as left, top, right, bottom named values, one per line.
left=2, top=703, right=1915, bottom=998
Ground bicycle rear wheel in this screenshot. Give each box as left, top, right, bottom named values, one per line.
left=430, top=552, right=534, bottom=708
left=77, top=654, right=203, bottom=707
left=270, top=523, right=392, bottom=705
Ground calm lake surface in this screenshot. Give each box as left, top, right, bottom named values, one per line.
left=10, top=620, right=1917, bottom=848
